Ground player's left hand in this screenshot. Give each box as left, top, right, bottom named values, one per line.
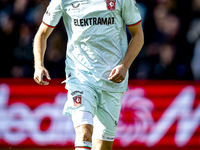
left=108, top=64, right=128, bottom=83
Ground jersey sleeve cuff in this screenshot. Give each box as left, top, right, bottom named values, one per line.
left=126, top=20, right=142, bottom=27
left=42, top=21, right=56, bottom=28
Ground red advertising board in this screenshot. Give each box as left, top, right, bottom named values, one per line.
left=0, top=79, right=200, bottom=149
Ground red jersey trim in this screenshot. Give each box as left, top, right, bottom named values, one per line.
left=126, top=20, right=142, bottom=27
left=42, top=21, right=56, bottom=28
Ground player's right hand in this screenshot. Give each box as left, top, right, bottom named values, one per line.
left=34, top=66, right=51, bottom=85
left=108, top=64, right=127, bottom=83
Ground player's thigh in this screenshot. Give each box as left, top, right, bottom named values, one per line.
left=93, top=91, right=123, bottom=139
left=92, top=138, right=113, bottom=150
left=92, top=91, right=123, bottom=150
left=63, top=83, right=98, bottom=118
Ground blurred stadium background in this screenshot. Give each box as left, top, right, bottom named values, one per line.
left=0, top=0, right=200, bottom=150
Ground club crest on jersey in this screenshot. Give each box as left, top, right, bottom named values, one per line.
left=106, top=0, right=116, bottom=11
left=73, top=95, right=82, bottom=107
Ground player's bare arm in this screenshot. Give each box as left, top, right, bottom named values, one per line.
left=108, top=23, right=144, bottom=83
left=33, top=23, right=54, bottom=85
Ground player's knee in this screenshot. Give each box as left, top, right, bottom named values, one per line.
left=75, top=124, right=93, bottom=142
left=79, top=131, right=92, bottom=141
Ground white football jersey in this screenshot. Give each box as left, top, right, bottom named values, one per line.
left=43, top=0, right=141, bottom=92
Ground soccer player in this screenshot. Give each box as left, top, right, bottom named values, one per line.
left=33, top=0, right=144, bottom=150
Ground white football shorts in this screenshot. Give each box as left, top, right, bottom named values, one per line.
left=63, top=83, right=123, bottom=141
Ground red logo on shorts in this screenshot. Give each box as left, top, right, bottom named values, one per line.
left=73, top=95, right=82, bottom=107
left=106, top=0, right=116, bottom=11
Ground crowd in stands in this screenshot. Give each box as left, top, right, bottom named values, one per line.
left=0, top=0, right=199, bottom=80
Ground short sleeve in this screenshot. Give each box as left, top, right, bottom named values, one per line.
left=122, top=0, right=142, bottom=26
left=42, top=0, right=62, bottom=28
